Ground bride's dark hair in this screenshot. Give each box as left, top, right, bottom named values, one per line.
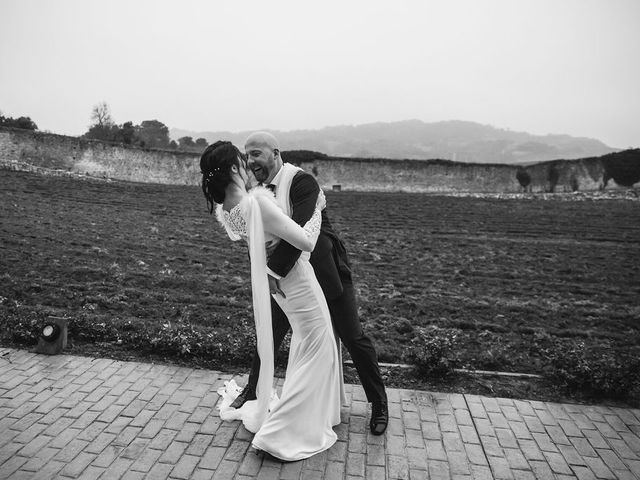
left=200, top=141, right=245, bottom=212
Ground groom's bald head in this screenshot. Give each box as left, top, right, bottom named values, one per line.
left=244, top=131, right=279, bottom=153
left=245, top=131, right=282, bottom=184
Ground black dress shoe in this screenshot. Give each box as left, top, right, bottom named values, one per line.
left=230, top=384, right=256, bottom=409
left=370, top=401, right=388, bottom=435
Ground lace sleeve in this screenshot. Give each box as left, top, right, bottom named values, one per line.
left=302, top=207, right=322, bottom=244
left=301, top=188, right=324, bottom=244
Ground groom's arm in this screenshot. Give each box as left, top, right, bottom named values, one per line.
left=267, top=172, right=320, bottom=278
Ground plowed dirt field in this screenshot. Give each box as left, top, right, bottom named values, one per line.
left=1, top=170, right=639, bottom=390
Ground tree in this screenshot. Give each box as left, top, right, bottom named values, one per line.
left=90, top=101, right=113, bottom=128
left=113, top=121, right=138, bottom=145
left=195, top=138, right=208, bottom=149
left=85, top=123, right=118, bottom=142
left=178, top=136, right=196, bottom=150
left=137, top=120, right=170, bottom=149
left=0, top=114, right=38, bottom=130
left=85, top=102, right=117, bottom=142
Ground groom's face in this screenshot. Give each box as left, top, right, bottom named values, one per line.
left=246, top=145, right=280, bottom=184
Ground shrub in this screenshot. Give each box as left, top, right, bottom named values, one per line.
left=516, top=168, right=531, bottom=190
left=405, top=326, right=461, bottom=378
left=569, top=175, right=580, bottom=192
left=9, top=316, right=40, bottom=345
left=547, top=340, right=640, bottom=398
left=467, top=330, right=516, bottom=371
left=68, top=315, right=121, bottom=342
left=547, top=164, right=560, bottom=192
left=131, top=317, right=257, bottom=363
left=602, top=149, right=640, bottom=187
left=0, top=308, right=51, bottom=345
left=0, top=307, right=259, bottom=367
left=393, top=318, right=414, bottom=335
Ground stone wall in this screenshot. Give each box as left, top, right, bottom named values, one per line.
left=299, top=158, right=521, bottom=193
left=0, top=127, right=613, bottom=192
left=298, top=156, right=607, bottom=193
left=0, top=127, right=200, bottom=184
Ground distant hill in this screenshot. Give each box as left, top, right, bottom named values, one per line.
left=171, top=119, right=617, bottom=165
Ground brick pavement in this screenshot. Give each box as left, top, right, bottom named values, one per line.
left=1, top=347, right=639, bottom=479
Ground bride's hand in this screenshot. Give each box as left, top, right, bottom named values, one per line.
left=316, top=190, right=326, bottom=211
left=245, top=171, right=259, bottom=191
left=266, top=240, right=279, bottom=257
left=268, top=275, right=286, bottom=297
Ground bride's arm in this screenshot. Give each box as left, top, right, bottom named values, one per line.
left=257, top=195, right=318, bottom=252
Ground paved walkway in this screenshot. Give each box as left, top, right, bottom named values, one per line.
left=1, top=348, right=639, bottom=480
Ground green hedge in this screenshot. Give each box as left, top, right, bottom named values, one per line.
left=404, top=326, right=461, bottom=378
left=5, top=308, right=638, bottom=402
left=547, top=340, right=640, bottom=398
left=1, top=308, right=257, bottom=366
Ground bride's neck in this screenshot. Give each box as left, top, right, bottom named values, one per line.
left=222, top=181, right=247, bottom=212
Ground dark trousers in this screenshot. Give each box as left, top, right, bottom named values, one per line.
left=247, top=280, right=387, bottom=405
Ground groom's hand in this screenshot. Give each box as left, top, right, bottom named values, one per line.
left=268, top=275, right=286, bottom=298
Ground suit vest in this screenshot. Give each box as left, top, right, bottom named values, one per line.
left=273, top=163, right=302, bottom=217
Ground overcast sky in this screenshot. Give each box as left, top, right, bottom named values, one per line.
left=1, top=0, right=639, bottom=148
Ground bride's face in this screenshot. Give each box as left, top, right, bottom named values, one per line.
left=237, top=155, right=258, bottom=190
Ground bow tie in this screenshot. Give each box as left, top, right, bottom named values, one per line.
left=265, top=184, right=276, bottom=193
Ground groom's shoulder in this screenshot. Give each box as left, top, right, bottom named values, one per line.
left=292, top=169, right=315, bottom=182
left=291, top=169, right=320, bottom=193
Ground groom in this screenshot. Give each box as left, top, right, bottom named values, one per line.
left=231, top=131, right=388, bottom=435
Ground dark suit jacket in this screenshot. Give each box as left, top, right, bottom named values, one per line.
left=267, top=171, right=351, bottom=300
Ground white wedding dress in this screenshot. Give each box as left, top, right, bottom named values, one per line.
left=216, top=186, right=343, bottom=461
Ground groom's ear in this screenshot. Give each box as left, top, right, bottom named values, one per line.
left=273, top=148, right=280, bottom=158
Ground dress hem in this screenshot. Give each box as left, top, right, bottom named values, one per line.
left=251, top=434, right=337, bottom=462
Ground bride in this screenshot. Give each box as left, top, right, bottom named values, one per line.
left=200, top=141, right=343, bottom=461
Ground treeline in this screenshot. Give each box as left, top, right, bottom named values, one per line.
left=2, top=103, right=208, bottom=153
left=282, top=150, right=329, bottom=165
left=0, top=114, right=38, bottom=130
left=82, top=102, right=207, bottom=152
